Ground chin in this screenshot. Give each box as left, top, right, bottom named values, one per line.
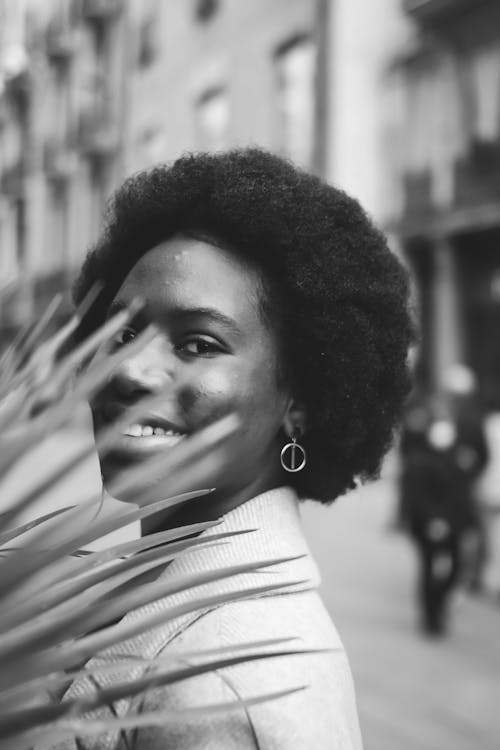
left=99, top=454, right=142, bottom=504
left=99, top=454, right=198, bottom=507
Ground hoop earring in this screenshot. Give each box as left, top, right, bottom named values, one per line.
left=280, top=435, right=307, bottom=473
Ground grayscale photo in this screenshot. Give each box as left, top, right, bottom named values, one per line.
left=0, top=1, right=499, bottom=748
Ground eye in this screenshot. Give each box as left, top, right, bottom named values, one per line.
left=178, top=336, right=225, bottom=357
left=113, top=327, right=137, bottom=346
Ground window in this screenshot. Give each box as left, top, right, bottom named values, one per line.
left=137, top=4, right=159, bottom=69
left=194, top=0, right=219, bottom=23
left=468, top=43, right=500, bottom=144
left=404, top=58, right=465, bottom=207
left=274, top=36, right=316, bottom=169
left=194, top=87, right=229, bottom=151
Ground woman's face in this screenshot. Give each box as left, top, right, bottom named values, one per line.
left=90, top=235, right=293, bottom=507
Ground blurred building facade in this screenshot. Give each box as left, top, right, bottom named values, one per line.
left=12, top=0, right=500, bottom=494
left=124, top=0, right=325, bottom=175
left=123, top=0, right=410, bottom=225
left=2, top=0, right=458, bottom=400
left=386, top=0, right=500, bottom=411
left=0, top=0, right=129, bottom=337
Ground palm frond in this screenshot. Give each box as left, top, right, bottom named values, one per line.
left=1, top=648, right=322, bottom=740
left=1, top=387, right=195, bottom=530
left=0, top=637, right=304, bottom=709
left=0, top=294, right=312, bottom=746
left=7, top=686, right=307, bottom=750
left=0, top=530, right=251, bottom=635
left=0, top=489, right=217, bottom=601
left=0, top=505, right=76, bottom=546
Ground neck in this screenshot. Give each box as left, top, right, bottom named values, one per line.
left=140, top=473, right=286, bottom=536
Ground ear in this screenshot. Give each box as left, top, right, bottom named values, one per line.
left=282, top=397, right=308, bottom=438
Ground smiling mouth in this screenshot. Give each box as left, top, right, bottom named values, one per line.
left=99, top=422, right=187, bottom=464
left=95, top=405, right=188, bottom=451
left=122, top=423, right=186, bottom=440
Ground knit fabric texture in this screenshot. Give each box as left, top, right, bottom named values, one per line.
left=36, top=486, right=363, bottom=750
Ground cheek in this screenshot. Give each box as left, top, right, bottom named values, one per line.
left=179, top=366, right=240, bottom=425
left=180, top=360, right=285, bottom=435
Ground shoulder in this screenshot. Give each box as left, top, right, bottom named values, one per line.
left=130, top=592, right=363, bottom=749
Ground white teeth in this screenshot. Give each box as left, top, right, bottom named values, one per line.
left=125, top=424, right=143, bottom=437
left=123, top=423, right=184, bottom=438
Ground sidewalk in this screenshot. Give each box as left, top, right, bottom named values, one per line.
left=301, top=478, right=500, bottom=750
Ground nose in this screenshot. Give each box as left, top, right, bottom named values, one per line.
left=111, top=336, right=174, bottom=400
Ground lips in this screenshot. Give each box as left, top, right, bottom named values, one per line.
left=123, top=423, right=182, bottom=438
left=94, top=403, right=188, bottom=460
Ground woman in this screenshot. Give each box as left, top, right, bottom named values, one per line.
left=62, top=149, right=412, bottom=748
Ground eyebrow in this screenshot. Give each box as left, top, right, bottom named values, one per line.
left=107, top=300, right=129, bottom=317
left=173, top=307, right=242, bottom=334
left=107, top=300, right=242, bottom=335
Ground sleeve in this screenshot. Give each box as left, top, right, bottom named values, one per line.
left=130, top=665, right=264, bottom=749
left=128, top=596, right=363, bottom=750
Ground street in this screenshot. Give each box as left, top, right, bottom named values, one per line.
left=301, top=476, right=500, bottom=750
left=2, top=427, right=500, bottom=749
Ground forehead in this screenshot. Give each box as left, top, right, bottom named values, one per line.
left=113, top=235, right=264, bottom=322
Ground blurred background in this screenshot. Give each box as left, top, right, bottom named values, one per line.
left=1, top=0, right=500, bottom=747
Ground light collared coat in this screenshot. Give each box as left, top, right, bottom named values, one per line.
left=43, top=487, right=363, bottom=750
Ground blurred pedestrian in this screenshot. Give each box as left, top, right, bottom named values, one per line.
left=441, top=365, right=489, bottom=593
left=399, top=365, right=488, bottom=635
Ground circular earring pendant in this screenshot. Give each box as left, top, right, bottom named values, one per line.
left=280, top=437, right=307, bottom=473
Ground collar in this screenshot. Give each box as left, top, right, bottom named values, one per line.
left=60, top=487, right=320, bottom=707
left=104, top=485, right=319, bottom=659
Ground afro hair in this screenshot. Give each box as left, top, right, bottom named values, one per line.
left=73, top=148, right=413, bottom=503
